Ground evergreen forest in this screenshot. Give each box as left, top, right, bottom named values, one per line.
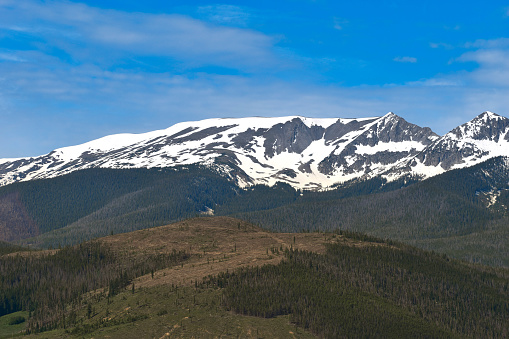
left=0, top=242, right=189, bottom=333
left=208, top=235, right=509, bottom=338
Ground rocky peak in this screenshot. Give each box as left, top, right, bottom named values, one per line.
left=447, top=112, right=509, bottom=143
left=408, top=111, right=509, bottom=173
left=356, top=113, right=438, bottom=146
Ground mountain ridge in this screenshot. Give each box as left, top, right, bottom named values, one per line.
left=388, top=111, right=509, bottom=180
left=1, top=111, right=508, bottom=190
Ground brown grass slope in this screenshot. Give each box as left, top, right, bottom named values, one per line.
left=99, top=216, right=342, bottom=289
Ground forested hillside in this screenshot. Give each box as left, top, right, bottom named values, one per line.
left=0, top=241, right=189, bottom=332
left=0, top=166, right=238, bottom=246
left=236, top=156, right=509, bottom=234
left=1, top=218, right=507, bottom=338
left=208, top=234, right=509, bottom=338
left=0, top=166, right=412, bottom=248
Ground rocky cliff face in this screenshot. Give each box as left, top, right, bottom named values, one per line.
left=318, top=113, right=438, bottom=176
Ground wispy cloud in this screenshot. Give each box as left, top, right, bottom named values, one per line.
left=0, top=1, right=277, bottom=71
left=0, top=52, right=26, bottom=62
left=408, top=78, right=462, bottom=87
left=393, top=56, right=417, bottom=63
left=456, top=49, right=509, bottom=87
left=429, top=42, right=453, bottom=49
left=464, top=38, right=509, bottom=49
left=333, top=17, right=348, bottom=30
left=412, top=36, right=509, bottom=89
left=443, top=25, right=461, bottom=31
left=197, top=4, right=252, bottom=26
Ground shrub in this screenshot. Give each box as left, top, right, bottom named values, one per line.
left=8, top=315, right=26, bottom=325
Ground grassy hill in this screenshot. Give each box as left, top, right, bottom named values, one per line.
left=1, top=217, right=508, bottom=338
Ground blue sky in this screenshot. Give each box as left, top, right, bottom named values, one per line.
left=1, top=0, right=509, bottom=157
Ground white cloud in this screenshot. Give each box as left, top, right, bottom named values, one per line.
left=408, top=78, right=462, bottom=87
left=409, top=37, right=509, bottom=90
left=86, top=14, right=275, bottom=66
left=0, top=0, right=277, bottom=71
left=443, top=25, right=461, bottom=31
left=393, top=56, right=417, bottom=63
left=458, top=49, right=509, bottom=66
left=456, top=49, right=509, bottom=87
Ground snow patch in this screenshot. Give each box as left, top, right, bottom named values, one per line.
left=355, top=141, right=425, bottom=155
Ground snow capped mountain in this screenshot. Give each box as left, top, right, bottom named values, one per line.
left=0, top=111, right=508, bottom=190
left=388, top=111, right=509, bottom=180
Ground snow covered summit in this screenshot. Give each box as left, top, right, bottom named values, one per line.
left=1, top=112, right=508, bottom=189
left=387, top=111, right=509, bottom=180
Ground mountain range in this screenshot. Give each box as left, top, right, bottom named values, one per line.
left=2, top=111, right=509, bottom=190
